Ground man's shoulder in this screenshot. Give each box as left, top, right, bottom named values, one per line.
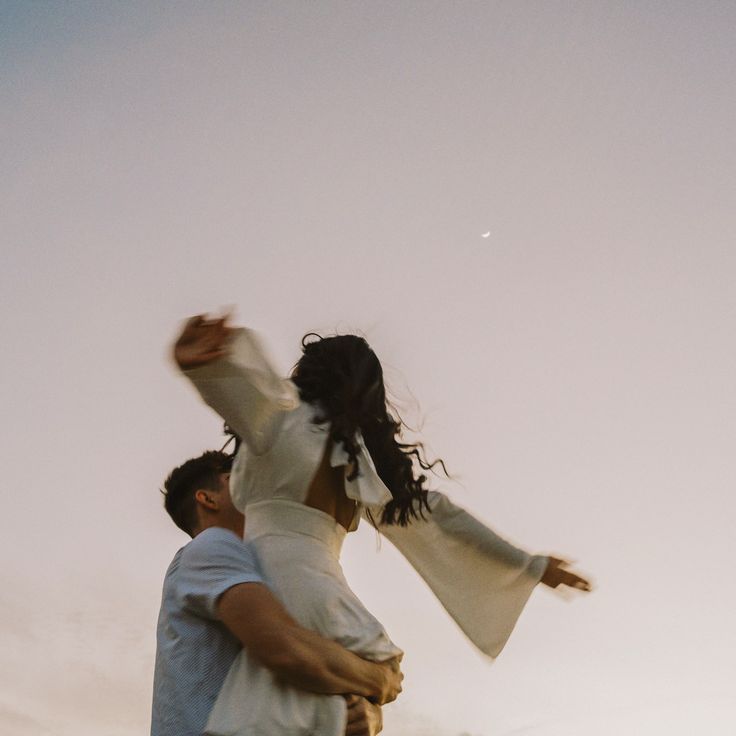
left=188, top=526, right=247, bottom=550
left=180, top=527, right=261, bottom=576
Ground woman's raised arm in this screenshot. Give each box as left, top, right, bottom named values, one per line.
left=172, top=314, right=299, bottom=455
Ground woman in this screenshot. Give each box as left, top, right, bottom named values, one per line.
left=173, top=314, right=590, bottom=736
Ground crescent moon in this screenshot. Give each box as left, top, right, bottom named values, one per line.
left=481, top=231, right=491, bottom=238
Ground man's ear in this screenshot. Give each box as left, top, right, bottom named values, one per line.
left=194, top=489, right=218, bottom=511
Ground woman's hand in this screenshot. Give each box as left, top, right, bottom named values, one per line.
left=540, top=557, right=592, bottom=592
left=172, top=314, right=234, bottom=369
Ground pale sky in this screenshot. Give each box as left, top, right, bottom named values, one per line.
left=2, top=2, right=735, bottom=734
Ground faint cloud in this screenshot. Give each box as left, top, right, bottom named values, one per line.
left=0, top=704, right=51, bottom=736
left=1, top=576, right=155, bottom=734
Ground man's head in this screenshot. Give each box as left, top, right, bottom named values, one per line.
left=162, top=451, right=244, bottom=538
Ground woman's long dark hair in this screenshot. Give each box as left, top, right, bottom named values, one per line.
left=291, top=333, right=446, bottom=526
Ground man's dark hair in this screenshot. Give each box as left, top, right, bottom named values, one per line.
left=162, top=451, right=233, bottom=536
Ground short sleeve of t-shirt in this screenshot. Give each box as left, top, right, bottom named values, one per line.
left=175, top=527, right=263, bottom=620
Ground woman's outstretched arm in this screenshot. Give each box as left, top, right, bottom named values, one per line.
left=371, top=490, right=590, bottom=658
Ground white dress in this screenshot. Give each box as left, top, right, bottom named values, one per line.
left=181, top=329, right=548, bottom=736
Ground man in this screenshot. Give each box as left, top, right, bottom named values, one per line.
left=151, top=450, right=401, bottom=736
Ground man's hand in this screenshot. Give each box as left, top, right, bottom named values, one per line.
left=345, top=695, right=383, bottom=736
left=540, top=557, right=592, bottom=592
left=375, top=655, right=402, bottom=705
left=172, top=314, right=234, bottom=370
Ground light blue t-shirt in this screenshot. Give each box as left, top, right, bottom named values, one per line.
left=151, top=527, right=263, bottom=736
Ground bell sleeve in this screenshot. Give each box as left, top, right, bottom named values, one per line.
left=180, top=328, right=299, bottom=455
left=369, top=491, right=548, bottom=659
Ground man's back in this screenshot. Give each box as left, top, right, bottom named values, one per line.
left=151, top=527, right=262, bottom=736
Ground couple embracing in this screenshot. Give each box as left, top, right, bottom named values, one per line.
left=152, top=314, right=590, bottom=736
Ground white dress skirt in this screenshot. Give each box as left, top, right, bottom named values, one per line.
left=205, top=499, right=401, bottom=736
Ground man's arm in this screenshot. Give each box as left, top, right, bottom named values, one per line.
left=217, top=582, right=402, bottom=705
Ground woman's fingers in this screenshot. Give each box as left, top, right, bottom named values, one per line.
left=568, top=572, right=592, bottom=591
left=560, top=567, right=591, bottom=592
left=542, top=556, right=592, bottom=592
left=173, top=313, right=234, bottom=368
